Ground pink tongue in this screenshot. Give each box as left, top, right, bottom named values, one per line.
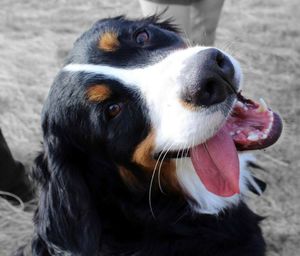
left=190, top=126, right=240, bottom=197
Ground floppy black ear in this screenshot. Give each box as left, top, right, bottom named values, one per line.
left=32, top=136, right=102, bottom=255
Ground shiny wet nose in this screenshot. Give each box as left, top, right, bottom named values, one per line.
left=181, top=48, right=236, bottom=107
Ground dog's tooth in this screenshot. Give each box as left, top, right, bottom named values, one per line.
left=236, top=101, right=244, bottom=108
left=257, top=98, right=268, bottom=113
left=247, top=132, right=259, bottom=141
left=262, top=133, right=267, bottom=139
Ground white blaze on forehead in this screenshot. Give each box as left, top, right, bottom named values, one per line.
left=63, top=46, right=240, bottom=152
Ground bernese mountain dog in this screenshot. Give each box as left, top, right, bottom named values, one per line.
left=27, top=16, right=282, bottom=256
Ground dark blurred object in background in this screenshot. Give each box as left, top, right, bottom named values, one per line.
left=0, top=128, right=34, bottom=202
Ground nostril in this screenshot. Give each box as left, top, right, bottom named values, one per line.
left=202, top=81, right=215, bottom=100
left=216, top=51, right=226, bottom=69
left=183, top=78, right=230, bottom=107
left=184, top=95, right=193, bottom=104
left=194, top=81, right=218, bottom=106
left=215, top=51, right=235, bottom=80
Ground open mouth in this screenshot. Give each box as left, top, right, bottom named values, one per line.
left=227, top=93, right=282, bottom=150
left=155, top=92, right=283, bottom=197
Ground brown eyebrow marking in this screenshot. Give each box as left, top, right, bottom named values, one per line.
left=98, top=31, right=120, bottom=52
left=87, top=84, right=111, bottom=102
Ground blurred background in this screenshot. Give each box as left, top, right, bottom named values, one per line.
left=0, top=0, right=299, bottom=255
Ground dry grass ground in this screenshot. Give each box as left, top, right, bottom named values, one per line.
left=0, top=0, right=299, bottom=255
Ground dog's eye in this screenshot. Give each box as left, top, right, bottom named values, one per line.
left=135, top=30, right=149, bottom=45
left=106, top=103, right=123, bottom=119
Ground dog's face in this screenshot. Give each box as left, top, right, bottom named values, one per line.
left=43, top=16, right=282, bottom=215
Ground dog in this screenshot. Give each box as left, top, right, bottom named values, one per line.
left=26, top=16, right=282, bottom=255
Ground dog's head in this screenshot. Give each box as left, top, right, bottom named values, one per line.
left=34, top=16, right=282, bottom=254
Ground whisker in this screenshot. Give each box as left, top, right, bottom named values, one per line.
left=153, top=143, right=171, bottom=194
left=152, top=143, right=169, bottom=179
left=149, top=142, right=170, bottom=219
left=180, top=141, right=188, bottom=181
left=182, top=30, right=193, bottom=47
left=149, top=163, right=158, bottom=219
left=157, top=142, right=174, bottom=194
left=184, top=143, right=190, bottom=158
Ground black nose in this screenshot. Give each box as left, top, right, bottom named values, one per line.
left=181, top=48, right=236, bottom=107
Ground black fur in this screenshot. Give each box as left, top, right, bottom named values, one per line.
left=29, top=16, right=266, bottom=256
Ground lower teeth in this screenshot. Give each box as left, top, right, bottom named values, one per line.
left=247, top=132, right=259, bottom=141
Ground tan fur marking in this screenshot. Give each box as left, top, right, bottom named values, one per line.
left=180, top=99, right=199, bottom=111
left=159, top=159, right=181, bottom=192
left=132, top=132, right=156, bottom=170
left=132, top=132, right=181, bottom=192
left=98, top=32, right=120, bottom=52
left=87, top=84, right=111, bottom=102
